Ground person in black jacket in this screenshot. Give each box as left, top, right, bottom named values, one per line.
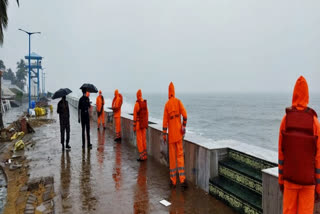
left=57, top=96, right=71, bottom=150
left=78, top=89, right=92, bottom=149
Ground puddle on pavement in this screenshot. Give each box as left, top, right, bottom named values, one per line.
left=14, top=100, right=236, bottom=214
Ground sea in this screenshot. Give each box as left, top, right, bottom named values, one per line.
left=72, top=92, right=320, bottom=152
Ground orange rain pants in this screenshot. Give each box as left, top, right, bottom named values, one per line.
left=97, top=111, right=105, bottom=128
left=115, top=117, right=121, bottom=138
left=283, top=181, right=315, bottom=214
left=136, top=125, right=147, bottom=160
left=163, top=82, right=187, bottom=185
left=169, top=140, right=186, bottom=185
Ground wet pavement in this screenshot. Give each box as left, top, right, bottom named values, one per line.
left=25, top=101, right=235, bottom=214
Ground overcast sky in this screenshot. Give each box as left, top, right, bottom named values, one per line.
left=0, top=0, right=319, bottom=95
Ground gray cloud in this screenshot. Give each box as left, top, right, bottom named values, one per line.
left=0, top=0, right=319, bottom=94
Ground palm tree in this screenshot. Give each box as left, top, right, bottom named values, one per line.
left=0, top=0, right=19, bottom=45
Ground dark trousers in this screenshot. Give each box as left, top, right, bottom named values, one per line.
left=60, top=124, right=70, bottom=145
left=81, top=117, right=90, bottom=146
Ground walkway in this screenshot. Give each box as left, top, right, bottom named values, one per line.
left=25, top=101, right=235, bottom=214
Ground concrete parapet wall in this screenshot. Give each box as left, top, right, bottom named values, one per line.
left=262, top=168, right=320, bottom=214
left=262, top=168, right=283, bottom=214
left=67, top=96, right=219, bottom=192
left=69, top=96, right=313, bottom=214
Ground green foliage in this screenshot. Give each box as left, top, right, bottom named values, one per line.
left=15, top=59, right=27, bottom=90
left=0, top=60, right=5, bottom=70
left=15, top=91, right=23, bottom=98
left=3, top=68, right=16, bottom=82
left=0, top=0, right=19, bottom=45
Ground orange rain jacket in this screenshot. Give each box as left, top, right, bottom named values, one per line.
left=278, top=76, right=320, bottom=193
left=133, top=89, right=149, bottom=131
left=162, top=82, right=187, bottom=143
left=112, top=89, right=122, bottom=118
left=96, top=92, right=105, bottom=114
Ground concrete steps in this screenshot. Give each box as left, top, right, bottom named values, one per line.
left=219, top=158, right=262, bottom=194
left=228, top=150, right=275, bottom=171
left=210, top=177, right=262, bottom=214
left=209, top=149, right=277, bottom=214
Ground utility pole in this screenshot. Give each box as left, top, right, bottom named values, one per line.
left=41, top=68, right=45, bottom=95
left=43, top=72, right=46, bottom=95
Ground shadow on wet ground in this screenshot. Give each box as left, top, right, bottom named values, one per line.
left=25, top=101, right=235, bottom=214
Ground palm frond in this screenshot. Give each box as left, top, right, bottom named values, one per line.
left=0, top=0, right=19, bottom=45
left=0, top=0, right=9, bottom=45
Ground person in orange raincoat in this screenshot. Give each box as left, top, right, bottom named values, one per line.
left=112, top=89, right=123, bottom=141
left=163, top=82, right=188, bottom=188
left=278, top=76, right=320, bottom=214
left=86, top=91, right=93, bottom=114
left=133, top=89, right=149, bottom=161
left=96, top=90, right=106, bottom=130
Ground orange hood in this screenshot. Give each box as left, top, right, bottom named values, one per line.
left=168, top=82, right=175, bottom=99
left=292, top=76, right=309, bottom=108
left=114, top=89, right=119, bottom=97
left=136, top=89, right=142, bottom=101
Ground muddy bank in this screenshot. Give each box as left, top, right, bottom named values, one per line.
left=0, top=114, right=55, bottom=214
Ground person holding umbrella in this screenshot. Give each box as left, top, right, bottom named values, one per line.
left=53, top=88, right=72, bottom=151
left=78, top=84, right=98, bottom=149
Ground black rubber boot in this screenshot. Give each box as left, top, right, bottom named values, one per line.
left=170, top=181, right=176, bottom=189
left=66, top=144, right=71, bottom=150
left=181, top=180, right=188, bottom=189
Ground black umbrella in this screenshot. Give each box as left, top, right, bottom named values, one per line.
left=80, top=83, right=98, bottom=93
left=52, top=88, right=72, bottom=99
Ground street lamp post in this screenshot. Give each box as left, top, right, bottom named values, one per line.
left=41, top=68, right=45, bottom=95
left=18, top=28, right=40, bottom=110
left=43, top=72, right=46, bottom=96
